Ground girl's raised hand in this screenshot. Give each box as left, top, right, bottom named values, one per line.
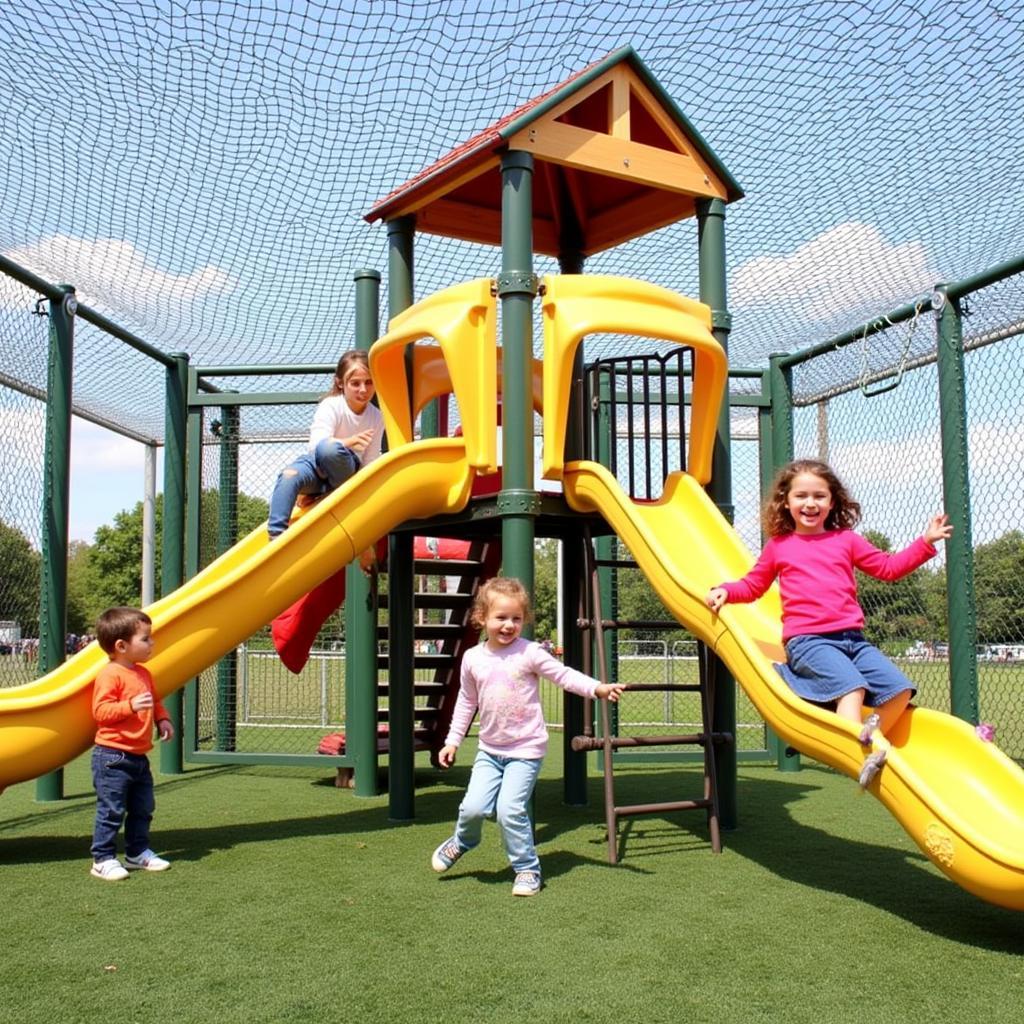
left=595, top=683, right=626, bottom=702
left=345, top=428, right=375, bottom=453
left=925, top=513, right=953, bottom=544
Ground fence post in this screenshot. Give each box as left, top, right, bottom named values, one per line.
left=159, top=352, right=189, bottom=775
left=181, top=368, right=203, bottom=756
left=766, top=352, right=801, bottom=771
left=934, top=287, right=979, bottom=723
left=35, top=284, right=75, bottom=802
left=215, top=403, right=240, bottom=751
left=347, top=268, right=382, bottom=796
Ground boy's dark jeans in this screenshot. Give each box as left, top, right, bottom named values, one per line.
left=90, top=745, right=155, bottom=861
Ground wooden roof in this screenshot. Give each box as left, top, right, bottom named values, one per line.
left=364, top=46, right=743, bottom=257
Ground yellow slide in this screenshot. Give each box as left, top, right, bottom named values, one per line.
left=0, top=438, right=475, bottom=793
left=564, top=458, right=1024, bottom=911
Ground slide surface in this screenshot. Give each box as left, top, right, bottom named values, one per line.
left=0, top=438, right=475, bottom=792
left=563, top=459, right=1024, bottom=911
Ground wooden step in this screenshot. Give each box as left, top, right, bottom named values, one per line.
left=377, top=706, right=440, bottom=721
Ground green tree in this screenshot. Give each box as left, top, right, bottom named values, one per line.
left=856, top=529, right=932, bottom=646
left=89, top=489, right=270, bottom=610
left=65, top=539, right=98, bottom=633
left=973, top=530, right=1024, bottom=645
left=532, top=538, right=558, bottom=641
left=0, top=519, right=40, bottom=634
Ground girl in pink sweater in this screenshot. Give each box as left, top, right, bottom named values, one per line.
left=431, top=577, right=624, bottom=896
left=706, top=459, right=952, bottom=788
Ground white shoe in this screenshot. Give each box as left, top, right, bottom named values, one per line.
left=91, top=858, right=129, bottom=881
left=125, top=849, right=171, bottom=872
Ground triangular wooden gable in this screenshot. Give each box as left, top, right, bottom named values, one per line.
left=365, top=47, right=741, bottom=257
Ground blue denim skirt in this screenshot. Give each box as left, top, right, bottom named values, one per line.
left=775, top=629, right=916, bottom=708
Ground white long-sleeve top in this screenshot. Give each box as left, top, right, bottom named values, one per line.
left=446, top=637, right=601, bottom=760
left=307, top=394, right=384, bottom=466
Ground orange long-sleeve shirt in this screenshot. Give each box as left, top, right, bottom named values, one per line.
left=92, top=661, right=169, bottom=754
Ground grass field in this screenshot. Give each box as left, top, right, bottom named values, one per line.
left=2, top=743, right=1022, bottom=1024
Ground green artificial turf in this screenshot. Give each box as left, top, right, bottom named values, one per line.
left=2, top=746, right=1021, bottom=1024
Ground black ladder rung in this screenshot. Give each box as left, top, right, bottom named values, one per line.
left=377, top=623, right=463, bottom=640
left=412, top=593, right=474, bottom=610
left=377, top=707, right=440, bottom=721
left=412, top=557, right=483, bottom=574
left=376, top=654, right=454, bottom=670
left=377, top=683, right=447, bottom=697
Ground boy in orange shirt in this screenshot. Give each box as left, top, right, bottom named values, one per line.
left=89, top=607, right=174, bottom=881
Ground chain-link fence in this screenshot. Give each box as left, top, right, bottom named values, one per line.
left=787, top=272, right=1024, bottom=761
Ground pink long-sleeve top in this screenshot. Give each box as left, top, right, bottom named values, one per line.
left=446, top=637, right=601, bottom=760
left=720, top=530, right=937, bottom=642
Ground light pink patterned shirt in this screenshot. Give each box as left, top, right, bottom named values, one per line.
left=446, top=637, right=601, bottom=759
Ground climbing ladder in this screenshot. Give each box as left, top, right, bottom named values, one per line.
left=571, top=527, right=727, bottom=862
left=376, top=536, right=500, bottom=760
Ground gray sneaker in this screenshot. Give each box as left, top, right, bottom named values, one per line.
left=858, top=748, right=888, bottom=788
left=431, top=837, right=465, bottom=873
left=512, top=870, right=542, bottom=897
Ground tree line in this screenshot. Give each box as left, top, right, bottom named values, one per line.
left=2, top=506, right=1024, bottom=648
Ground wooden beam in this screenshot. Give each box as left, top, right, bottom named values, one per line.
left=511, top=121, right=725, bottom=198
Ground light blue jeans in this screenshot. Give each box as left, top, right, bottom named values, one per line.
left=455, top=749, right=542, bottom=875
left=267, top=438, right=360, bottom=537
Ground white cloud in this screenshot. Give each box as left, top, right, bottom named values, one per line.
left=1, top=234, right=238, bottom=311
left=731, top=222, right=937, bottom=322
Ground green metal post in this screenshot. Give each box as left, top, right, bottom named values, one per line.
left=160, top=352, right=189, bottom=775
left=36, top=285, right=75, bottom=802
left=558, top=243, right=589, bottom=801
left=385, top=220, right=418, bottom=815
left=497, top=151, right=539, bottom=598
left=347, top=268, right=382, bottom=796
left=387, top=532, right=416, bottom=821
left=215, top=403, right=240, bottom=751
left=182, top=375, right=204, bottom=756
left=766, top=352, right=801, bottom=771
left=934, top=288, right=979, bottom=722
left=697, top=199, right=737, bottom=827
left=562, top=537, right=588, bottom=805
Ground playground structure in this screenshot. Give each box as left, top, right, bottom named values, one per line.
left=2, top=44, right=1024, bottom=913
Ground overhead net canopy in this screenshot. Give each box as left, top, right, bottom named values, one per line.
left=1, top=0, right=1023, bottom=441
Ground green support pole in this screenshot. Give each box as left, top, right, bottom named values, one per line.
left=160, top=352, right=189, bottom=775
left=347, top=268, right=382, bottom=796
left=387, top=532, right=416, bottom=821
left=36, top=285, right=75, bottom=802
left=562, top=537, right=588, bottom=805
left=559, top=242, right=589, bottom=801
left=934, top=288, right=979, bottom=723
left=385, top=220, right=418, bottom=815
left=182, top=376, right=203, bottom=756
left=593, top=370, right=619, bottom=755
left=497, top=151, right=539, bottom=598
left=766, top=352, right=801, bottom=771
left=697, top=199, right=738, bottom=827
left=215, top=404, right=240, bottom=751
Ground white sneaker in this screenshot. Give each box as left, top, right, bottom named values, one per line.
left=512, top=870, right=542, bottom=897
left=91, top=858, right=129, bottom=881
left=125, top=849, right=171, bottom=872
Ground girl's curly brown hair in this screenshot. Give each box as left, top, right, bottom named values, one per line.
left=470, top=576, right=534, bottom=630
left=762, top=459, right=861, bottom=537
